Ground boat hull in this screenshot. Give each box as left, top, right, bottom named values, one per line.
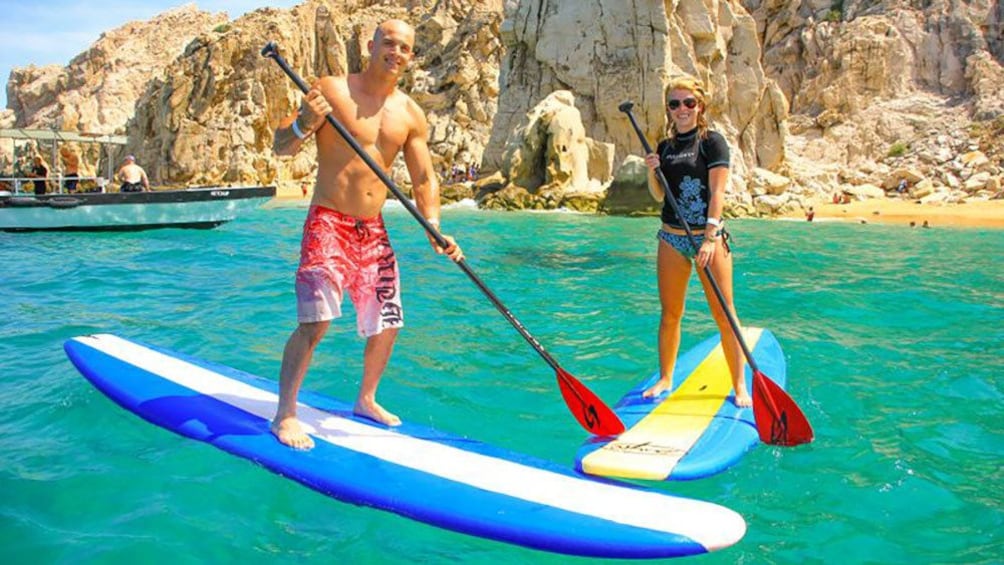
left=0, top=186, right=275, bottom=232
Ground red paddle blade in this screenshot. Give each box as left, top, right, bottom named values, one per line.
left=752, top=370, right=814, bottom=446
left=555, top=367, right=625, bottom=436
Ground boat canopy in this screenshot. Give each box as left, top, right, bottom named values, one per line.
left=0, top=128, right=127, bottom=145
left=1, top=128, right=129, bottom=188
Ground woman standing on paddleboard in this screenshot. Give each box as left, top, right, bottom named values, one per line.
left=641, top=75, right=750, bottom=407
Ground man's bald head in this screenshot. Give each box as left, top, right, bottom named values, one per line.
left=374, top=19, right=414, bottom=44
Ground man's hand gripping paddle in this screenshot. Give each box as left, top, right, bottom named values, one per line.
left=619, top=100, right=812, bottom=446
left=261, top=42, right=625, bottom=436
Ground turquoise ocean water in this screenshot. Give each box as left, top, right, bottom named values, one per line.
left=1, top=202, right=1001, bottom=564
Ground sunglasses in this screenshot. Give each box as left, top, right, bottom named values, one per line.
left=667, top=97, right=698, bottom=110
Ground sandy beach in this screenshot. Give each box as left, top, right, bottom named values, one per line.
left=784, top=198, right=1004, bottom=229
left=277, top=182, right=1004, bottom=229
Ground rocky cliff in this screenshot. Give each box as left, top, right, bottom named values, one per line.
left=4, top=5, right=227, bottom=133
left=750, top=0, right=1004, bottom=212
left=2, top=0, right=1001, bottom=215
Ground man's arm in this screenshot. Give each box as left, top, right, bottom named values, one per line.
left=273, top=82, right=332, bottom=156
left=403, top=110, right=440, bottom=228
left=141, top=169, right=150, bottom=191
left=403, top=103, right=462, bottom=261
left=272, top=113, right=307, bottom=156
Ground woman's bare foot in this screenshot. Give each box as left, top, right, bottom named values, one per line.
left=642, top=378, right=672, bottom=399
left=734, top=384, right=752, bottom=408
left=353, top=399, right=402, bottom=427
left=271, top=416, right=315, bottom=450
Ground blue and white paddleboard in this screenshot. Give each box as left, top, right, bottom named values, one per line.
left=576, top=328, right=786, bottom=481
left=64, top=334, right=746, bottom=559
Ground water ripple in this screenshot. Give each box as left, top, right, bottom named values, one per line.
left=0, top=210, right=1001, bottom=563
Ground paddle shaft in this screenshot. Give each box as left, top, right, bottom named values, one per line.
left=621, top=107, right=760, bottom=373
left=262, top=45, right=572, bottom=383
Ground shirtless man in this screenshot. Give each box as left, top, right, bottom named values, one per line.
left=270, top=19, right=462, bottom=450
left=60, top=145, right=81, bottom=192
left=116, top=155, right=149, bottom=192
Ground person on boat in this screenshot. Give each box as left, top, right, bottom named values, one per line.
left=0, top=154, right=12, bottom=192
left=60, top=145, right=81, bottom=193
left=269, top=19, right=462, bottom=450
left=640, top=75, right=751, bottom=407
left=28, top=155, right=49, bottom=195
left=116, top=155, right=149, bottom=192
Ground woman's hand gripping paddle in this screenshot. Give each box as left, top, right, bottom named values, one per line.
left=619, top=101, right=812, bottom=446
left=261, top=42, right=624, bottom=436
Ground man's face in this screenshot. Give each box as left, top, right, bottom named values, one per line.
left=369, top=22, right=415, bottom=75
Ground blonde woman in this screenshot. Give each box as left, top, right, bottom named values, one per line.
left=641, top=76, right=750, bottom=407
left=28, top=155, right=50, bottom=195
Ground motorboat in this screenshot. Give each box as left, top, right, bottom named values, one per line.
left=0, top=128, right=275, bottom=232
left=0, top=186, right=276, bottom=232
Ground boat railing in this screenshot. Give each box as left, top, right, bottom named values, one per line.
left=0, top=175, right=111, bottom=195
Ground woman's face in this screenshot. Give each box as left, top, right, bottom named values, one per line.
left=666, top=88, right=701, bottom=131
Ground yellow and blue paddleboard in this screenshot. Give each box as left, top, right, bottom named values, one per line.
left=575, top=328, right=785, bottom=481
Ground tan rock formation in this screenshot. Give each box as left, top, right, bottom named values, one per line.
left=130, top=0, right=504, bottom=189
left=486, top=0, right=789, bottom=213
left=4, top=1, right=503, bottom=191
left=127, top=5, right=312, bottom=187
left=4, top=0, right=1001, bottom=214
left=754, top=0, right=1004, bottom=210
left=7, top=5, right=227, bottom=134
left=404, top=2, right=504, bottom=179
left=601, top=155, right=659, bottom=216
left=499, top=90, right=613, bottom=195
left=2, top=6, right=228, bottom=182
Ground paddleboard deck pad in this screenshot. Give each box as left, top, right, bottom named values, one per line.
left=576, top=328, right=786, bottom=481
left=65, top=334, right=746, bottom=558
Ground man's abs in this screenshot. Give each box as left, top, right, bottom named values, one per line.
left=311, top=133, right=400, bottom=217
left=311, top=168, right=390, bottom=219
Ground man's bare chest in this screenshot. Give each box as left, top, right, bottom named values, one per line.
left=335, top=104, right=409, bottom=150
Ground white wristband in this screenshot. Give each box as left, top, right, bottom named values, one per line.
left=291, top=118, right=307, bottom=140
left=706, top=217, right=721, bottom=227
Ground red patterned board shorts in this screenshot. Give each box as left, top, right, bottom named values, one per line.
left=295, top=205, right=403, bottom=337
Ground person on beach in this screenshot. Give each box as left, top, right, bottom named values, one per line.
left=116, top=155, right=149, bottom=192
left=640, top=75, right=750, bottom=407
left=270, top=19, right=463, bottom=450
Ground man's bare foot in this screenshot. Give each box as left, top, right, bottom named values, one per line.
left=734, top=385, right=752, bottom=408
left=642, top=378, right=672, bottom=399
left=353, top=400, right=402, bottom=427
left=271, top=416, right=315, bottom=450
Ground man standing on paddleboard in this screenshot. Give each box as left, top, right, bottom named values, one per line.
left=270, top=19, right=462, bottom=450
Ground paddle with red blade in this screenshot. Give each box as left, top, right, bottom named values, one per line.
left=619, top=100, right=812, bottom=446
left=261, top=42, right=624, bottom=436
